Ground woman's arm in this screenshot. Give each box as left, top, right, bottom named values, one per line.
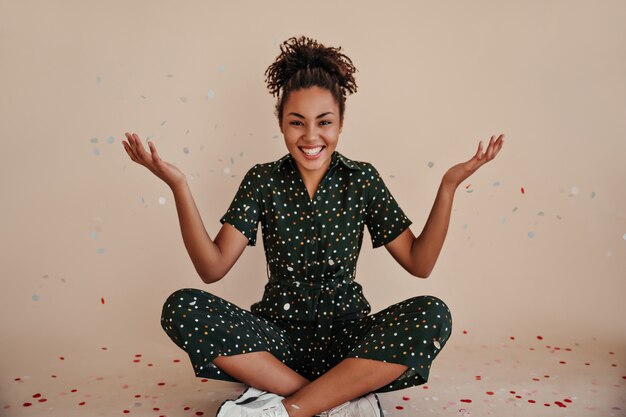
left=410, top=181, right=456, bottom=277
left=123, top=132, right=247, bottom=283
left=171, top=181, right=225, bottom=283
left=386, top=134, right=504, bottom=278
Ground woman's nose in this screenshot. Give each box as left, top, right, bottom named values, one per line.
left=304, top=124, right=320, bottom=140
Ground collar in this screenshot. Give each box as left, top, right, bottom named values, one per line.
left=270, top=150, right=361, bottom=174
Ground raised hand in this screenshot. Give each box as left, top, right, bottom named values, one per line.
left=122, top=132, right=186, bottom=189
left=442, top=134, right=505, bottom=189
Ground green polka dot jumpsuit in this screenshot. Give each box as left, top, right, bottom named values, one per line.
left=161, top=150, right=452, bottom=393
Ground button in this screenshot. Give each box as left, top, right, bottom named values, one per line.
left=283, top=303, right=290, bottom=311
left=316, top=195, right=321, bottom=201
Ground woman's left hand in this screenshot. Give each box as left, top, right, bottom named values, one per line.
left=442, top=133, right=505, bottom=189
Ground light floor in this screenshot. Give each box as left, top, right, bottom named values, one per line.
left=2, top=333, right=625, bottom=417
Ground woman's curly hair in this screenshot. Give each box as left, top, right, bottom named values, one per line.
left=264, top=35, right=358, bottom=126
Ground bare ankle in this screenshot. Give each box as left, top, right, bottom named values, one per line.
left=282, top=398, right=308, bottom=417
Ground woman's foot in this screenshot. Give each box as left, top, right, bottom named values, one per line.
left=216, top=391, right=287, bottom=417
left=317, top=393, right=383, bottom=417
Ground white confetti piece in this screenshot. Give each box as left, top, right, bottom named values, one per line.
left=433, top=339, right=441, bottom=349
left=283, top=303, right=290, bottom=311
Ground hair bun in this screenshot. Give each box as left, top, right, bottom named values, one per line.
left=265, top=35, right=357, bottom=98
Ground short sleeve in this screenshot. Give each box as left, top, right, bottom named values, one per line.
left=219, top=164, right=262, bottom=246
left=365, top=164, right=413, bottom=248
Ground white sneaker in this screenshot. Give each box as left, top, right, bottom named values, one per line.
left=217, top=391, right=288, bottom=417
left=319, top=393, right=383, bottom=417
left=234, top=387, right=268, bottom=405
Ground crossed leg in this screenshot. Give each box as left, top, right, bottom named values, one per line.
left=213, top=351, right=407, bottom=417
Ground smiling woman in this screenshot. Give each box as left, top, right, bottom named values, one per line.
left=279, top=86, right=342, bottom=191
left=150, top=35, right=474, bottom=417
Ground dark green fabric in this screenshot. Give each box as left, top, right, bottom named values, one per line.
left=219, top=150, right=412, bottom=250
left=161, top=288, right=453, bottom=393
left=218, top=150, right=413, bottom=326
left=160, top=150, right=453, bottom=393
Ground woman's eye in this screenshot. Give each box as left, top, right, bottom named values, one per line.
left=290, top=121, right=331, bottom=126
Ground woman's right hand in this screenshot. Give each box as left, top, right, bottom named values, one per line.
left=122, top=132, right=186, bottom=189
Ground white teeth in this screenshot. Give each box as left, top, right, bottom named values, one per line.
left=300, top=146, right=323, bottom=155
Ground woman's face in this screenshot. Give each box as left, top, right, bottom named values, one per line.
left=279, top=86, right=343, bottom=178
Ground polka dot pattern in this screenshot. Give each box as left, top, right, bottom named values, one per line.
left=160, top=151, right=452, bottom=392
left=161, top=288, right=452, bottom=393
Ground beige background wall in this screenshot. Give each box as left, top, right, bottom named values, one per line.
left=1, top=0, right=625, bottom=383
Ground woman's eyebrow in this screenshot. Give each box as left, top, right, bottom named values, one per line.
left=288, top=112, right=334, bottom=119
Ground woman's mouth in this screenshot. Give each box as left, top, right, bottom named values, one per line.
left=298, top=146, right=325, bottom=159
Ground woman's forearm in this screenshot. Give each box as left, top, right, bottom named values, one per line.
left=170, top=181, right=223, bottom=283
left=411, top=180, right=457, bottom=278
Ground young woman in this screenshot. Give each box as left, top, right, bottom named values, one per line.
left=123, top=35, right=503, bottom=417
